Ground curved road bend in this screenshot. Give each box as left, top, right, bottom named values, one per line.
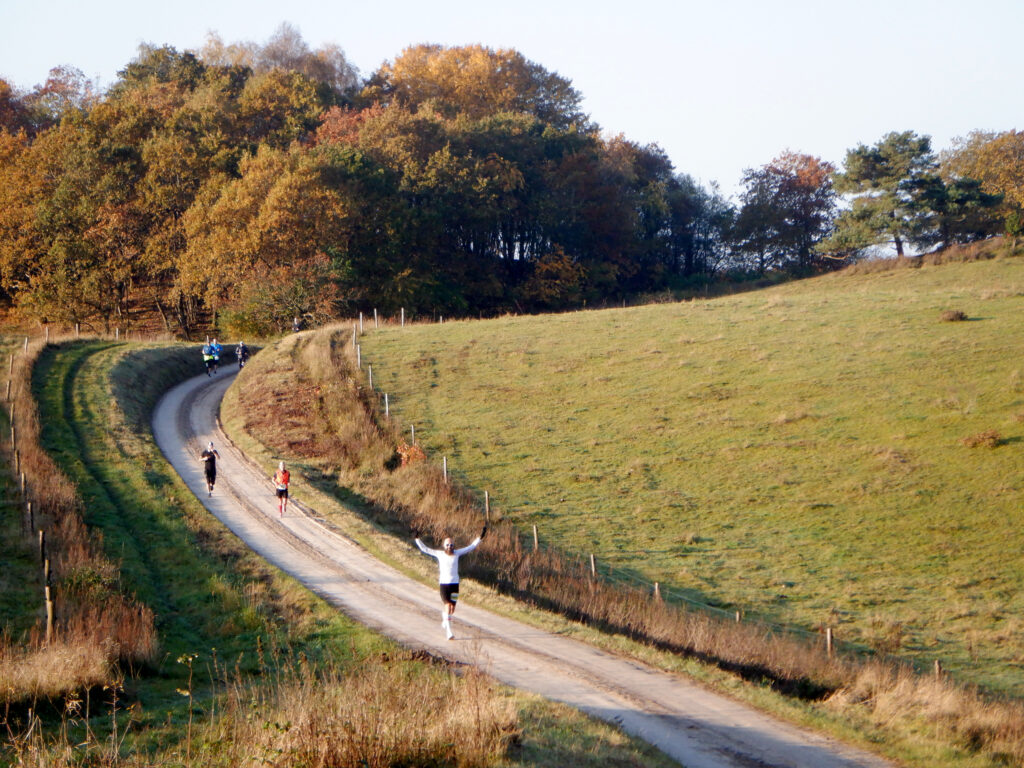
left=152, top=371, right=893, bottom=768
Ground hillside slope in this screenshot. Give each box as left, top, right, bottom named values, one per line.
left=361, top=253, right=1024, bottom=696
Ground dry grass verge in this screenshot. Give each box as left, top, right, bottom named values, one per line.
left=205, top=656, right=518, bottom=767
left=0, top=337, right=157, bottom=703
left=844, top=236, right=1019, bottom=276
left=3, top=650, right=520, bottom=768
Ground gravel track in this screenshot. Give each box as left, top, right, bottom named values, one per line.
left=152, top=370, right=893, bottom=768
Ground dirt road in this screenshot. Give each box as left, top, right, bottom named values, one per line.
left=152, top=370, right=893, bottom=768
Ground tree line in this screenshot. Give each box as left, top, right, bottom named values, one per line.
left=0, top=25, right=1020, bottom=336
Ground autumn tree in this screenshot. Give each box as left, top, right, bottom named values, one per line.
left=731, top=171, right=776, bottom=274
left=363, top=44, right=586, bottom=128
left=23, top=66, right=98, bottom=129
left=941, top=130, right=1024, bottom=234
left=180, top=144, right=351, bottom=331
left=0, top=116, right=138, bottom=327
left=0, top=129, right=42, bottom=300
left=663, top=176, right=733, bottom=278
left=0, top=80, right=31, bottom=134
left=200, top=23, right=359, bottom=97
left=733, top=152, right=836, bottom=273
left=0, top=33, right=748, bottom=329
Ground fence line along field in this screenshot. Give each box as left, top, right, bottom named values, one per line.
left=359, top=250, right=1024, bottom=697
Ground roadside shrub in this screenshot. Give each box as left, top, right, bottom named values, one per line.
left=940, top=309, right=969, bottom=322
left=961, top=429, right=1003, bottom=448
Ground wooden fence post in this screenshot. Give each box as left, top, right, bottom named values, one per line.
left=934, top=659, right=943, bottom=680
left=590, top=553, right=596, bottom=577
left=484, top=490, right=489, bottom=521
left=401, top=308, right=405, bottom=327
left=442, top=457, right=448, bottom=483
left=384, top=393, right=389, bottom=418
left=826, top=626, right=834, bottom=657
left=411, top=424, right=416, bottom=444
left=38, top=529, right=45, bottom=563
left=374, top=308, right=378, bottom=328
left=45, top=586, right=53, bottom=644
left=654, top=582, right=661, bottom=601
left=368, top=365, right=373, bottom=389
left=359, top=312, right=364, bottom=333
left=532, top=525, right=538, bottom=551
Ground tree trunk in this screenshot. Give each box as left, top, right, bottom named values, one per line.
left=154, top=296, right=170, bottom=332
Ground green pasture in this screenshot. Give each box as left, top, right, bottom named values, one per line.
left=360, top=257, right=1024, bottom=696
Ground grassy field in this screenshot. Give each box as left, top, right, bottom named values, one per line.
left=1, top=338, right=676, bottom=768
left=359, top=251, right=1024, bottom=697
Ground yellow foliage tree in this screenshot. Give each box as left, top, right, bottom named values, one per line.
left=942, top=130, right=1024, bottom=231
left=180, top=144, right=350, bottom=315
left=365, top=44, right=584, bottom=128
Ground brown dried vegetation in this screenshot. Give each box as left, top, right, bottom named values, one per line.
left=0, top=338, right=157, bottom=703
left=961, top=429, right=1004, bottom=449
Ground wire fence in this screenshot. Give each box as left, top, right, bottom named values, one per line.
left=346, top=310, right=909, bottom=665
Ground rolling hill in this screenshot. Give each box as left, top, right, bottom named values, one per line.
left=359, top=249, right=1024, bottom=696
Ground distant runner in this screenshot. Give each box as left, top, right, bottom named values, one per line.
left=273, top=461, right=290, bottom=516
left=202, top=342, right=215, bottom=376
left=210, top=338, right=222, bottom=374
left=235, top=340, right=249, bottom=369
left=200, top=441, right=220, bottom=497
left=414, top=526, right=486, bottom=640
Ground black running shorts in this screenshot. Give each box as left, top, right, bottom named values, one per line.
left=440, top=583, right=459, bottom=605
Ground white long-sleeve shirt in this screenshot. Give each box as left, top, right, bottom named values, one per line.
left=415, top=537, right=481, bottom=584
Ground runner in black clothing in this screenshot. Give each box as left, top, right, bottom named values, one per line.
left=200, top=441, right=220, bottom=496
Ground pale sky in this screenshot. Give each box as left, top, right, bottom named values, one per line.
left=1, top=0, right=1019, bottom=198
